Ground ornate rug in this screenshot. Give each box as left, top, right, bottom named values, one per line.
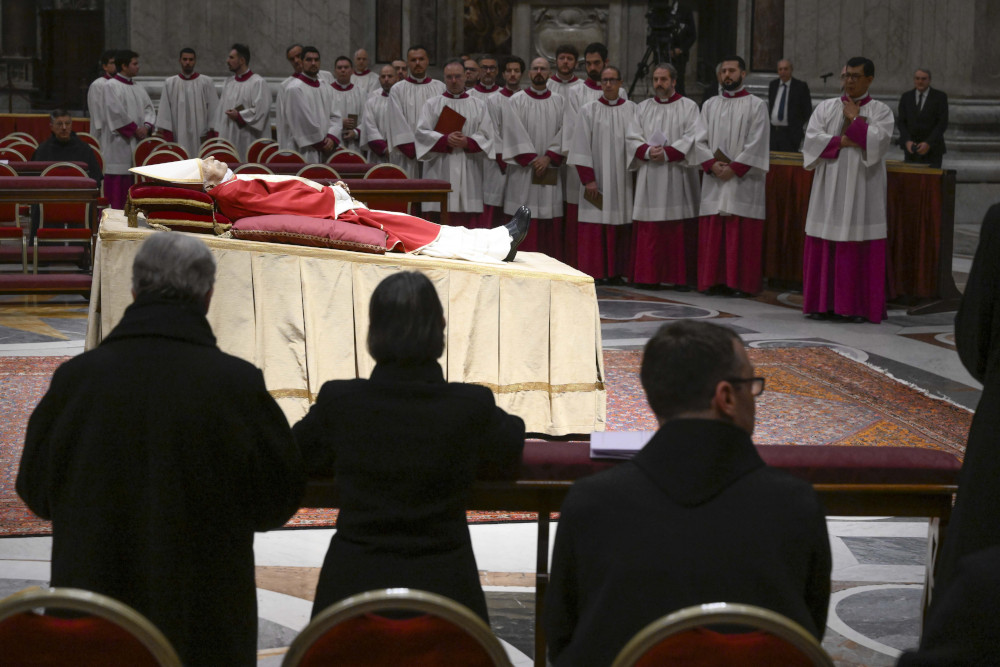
left=0, top=348, right=973, bottom=536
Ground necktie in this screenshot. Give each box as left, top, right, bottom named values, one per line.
left=918, top=91, right=925, bottom=111
left=777, top=83, right=787, bottom=121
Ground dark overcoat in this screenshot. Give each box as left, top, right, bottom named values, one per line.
left=17, top=296, right=304, bottom=666
left=544, top=419, right=831, bottom=667
left=292, top=360, right=525, bottom=622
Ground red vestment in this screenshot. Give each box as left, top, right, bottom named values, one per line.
left=210, top=177, right=441, bottom=253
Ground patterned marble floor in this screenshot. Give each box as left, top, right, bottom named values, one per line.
left=0, top=250, right=980, bottom=665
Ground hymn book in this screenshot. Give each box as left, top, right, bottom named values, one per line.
left=532, top=167, right=559, bottom=186
left=434, top=106, right=466, bottom=135
left=713, top=148, right=732, bottom=164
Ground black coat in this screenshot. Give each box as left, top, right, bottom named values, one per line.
left=544, top=419, right=831, bottom=667
left=767, top=77, right=812, bottom=151
left=896, top=87, right=948, bottom=165
left=17, top=297, right=304, bottom=667
left=936, top=203, right=1000, bottom=596
left=31, top=132, right=103, bottom=183
left=293, top=360, right=525, bottom=622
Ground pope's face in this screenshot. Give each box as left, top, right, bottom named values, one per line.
left=202, top=157, right=229, bottom=189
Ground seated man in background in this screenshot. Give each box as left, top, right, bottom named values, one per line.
left=17, top=233, right=304, bottom=666
left=544, top=320, right=831, bottom=666
left=131, top=156, right=531, bottom=263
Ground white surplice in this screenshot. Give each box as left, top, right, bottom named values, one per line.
left=351, top=70, right=380, bottom=98
left=415, top=93, right=494, bottom=213
left=215, top=71, right=270, bottom=161
left=102, top=75, right=156, bottom=174
left=567, top=97, right=638, bottom=225
left=387, top=77, right=447, bottom=177
left=802, top=95, right=894, bottom=241
left=331, top=82, right=366, bottom=152
left=468, top=84, right=506, bottom=208
left=696, top=90, right=770, bottom=219
left=283, top=74, right=342, bottom=163
left=87, top=75, right=112, bottom=151
left=155, top=73, right=219, bottom=157
left=625, top=94, right=710, bottom=221
left=359, top=90, right=393, bottom=166
left=547, top=76, right=585, bottom=206
left=501, top=88, right=565, bottom=218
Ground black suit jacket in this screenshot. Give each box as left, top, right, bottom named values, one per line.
left=293, top=360, right=525, bottom=622
left=544, top=419, right=831, bottom=667
left=897, top=87, right=948, bottom=157
left=767, top=77, right=812, bottom=150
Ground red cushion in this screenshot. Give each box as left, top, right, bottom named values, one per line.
left=127, top=185, right=213, bottom=206
left=0, top=611, right=160, bottom=667
left=0, top=227, right=23, bottom=238
left=313, top=178, right=450, bottom=191
left=300, top=614, right=495, bottom=667
left=635, top=628, right=814, bottom=667
left=229, top=215, right=387, bottom=254
left=145, top=210, right=233, bottom=235
left=0, top=176, right=97, bottom=189
left=126, top=185, right=215, bottom=226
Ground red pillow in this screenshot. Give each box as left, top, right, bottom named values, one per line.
left=125, top=185, right=214, bottom=227
left=145, top=210, right=233, bottom=234
left=229, top=215, right=387, bottom=254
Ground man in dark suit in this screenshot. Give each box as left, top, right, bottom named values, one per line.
left=544, top=320, right=831, bottom=667
left=768, top=59, right=812, bottom=151
left=897, top=67, right=948, bottom=168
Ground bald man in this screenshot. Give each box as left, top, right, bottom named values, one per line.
left=360, top=64, right=404, bottom=165
left=351, top=48, right=380, bottom=97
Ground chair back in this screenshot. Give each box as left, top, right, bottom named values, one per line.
left=0, top=587, right=182, bottom=666
left=0, top=146, right=28, bottom=161
left=8, top=132, right=38, bottom=147
left=363, top=162, right=410, bottom=212
left=233, top=163, right=274, bottom=175
left=199, top=146, right=240, bottom=162
left=282, top=589, right=511, bottom=667
left=266, top=149, right=306, bottom=165
left=199, top=137, right=236, bottom=152
left=75, top=132, right=101, bottom=151
left=155, top=143, right=189, bottom=159
left=296, top=164, right=340, bottom=179
left=39, top=162, right=91, bottom=226
left=327, top=148, right=366, bottom=165
left=247, top=137, right=277, bottom=163
left=0, top=136, right=30, bottom=149
left=611, top=603, right=834, bottom=667
left=133, top=137, right=166, bottom=167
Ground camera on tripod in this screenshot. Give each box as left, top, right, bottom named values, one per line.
left=645, top=0, right=682, bottom=62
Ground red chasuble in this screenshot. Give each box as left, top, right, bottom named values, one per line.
left=210, top=178, right=441, bottom=252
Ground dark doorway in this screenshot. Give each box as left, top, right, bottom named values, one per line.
left=37, top=9, right=103, bottom=111
left=694, top=0, right=738, bottom=98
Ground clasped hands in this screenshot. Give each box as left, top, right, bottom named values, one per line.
left=711, top=160, right=735, bottom=181
left=447, top=131, right=469, bottom=150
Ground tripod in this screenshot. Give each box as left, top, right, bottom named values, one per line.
left=629, top=34, right=674, bottom=98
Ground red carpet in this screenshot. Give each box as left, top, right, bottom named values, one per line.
left=0, top=349, right=972, bottom=536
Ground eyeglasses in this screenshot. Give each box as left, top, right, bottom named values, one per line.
left=480, top=65, right=498, bottom=71
left=600, top=78, right=621, bottom=84
left=843, top=73, right=867, bottom=81
left=726, top=376, right=766, bottom=396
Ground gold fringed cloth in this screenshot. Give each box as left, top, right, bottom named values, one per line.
left=87, top=210, right=606, bottom=435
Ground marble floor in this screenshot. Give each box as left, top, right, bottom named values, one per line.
left=0, top=237, right=981, bottom=665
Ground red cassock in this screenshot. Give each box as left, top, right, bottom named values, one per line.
left=209, top=177, right=441, bottom=253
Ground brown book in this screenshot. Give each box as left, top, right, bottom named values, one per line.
left=434, top=106, right=466, bottom=135
left=585, top=190, right=604, bottom=210
left=348, top=114, right=358, bottom=122
left=532, top=167, right=559, bottom=186
left=713, top=148, right=731, bottom=164
left=234, top=104, right=246, bottom=112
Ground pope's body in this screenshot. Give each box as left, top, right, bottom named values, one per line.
left=192, top=157, right=529, bottom=263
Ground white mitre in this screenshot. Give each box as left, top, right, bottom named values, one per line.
left=129, top=158, right=205, bottom=184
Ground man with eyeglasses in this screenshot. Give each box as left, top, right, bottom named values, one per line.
left=544, top=319, right=831, bottom=667
left=694, top=55, right=770, bottom=297
left=801, top=56, right=894, bottom=324
left=568, top=66, right=638, bottom=280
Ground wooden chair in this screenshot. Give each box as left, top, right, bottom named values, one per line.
left=232, top=163, right=274, bottom=175
left=75, top=131, right=101, bottom=151
left=0, top=587, right=182, bottom=666
left=247, top=137, right=276, bottom=163
left=282, top=589, right=512, bottom=667
left=36, top=162, right=94, bottom=273
left=199, top=146, right=240, bottom=163
left=133, top=137, right=166, bottom=168
left=266, top=149, right=307, bottom=165
left=610, top=603, right=834, bottom=667
left=296, top=164, right=340, bottom=179
left=327, top=148, right=366, bottom=165
left=363, top=163, right=410, bottom=213
left=0, top=146, right=28, bottom=162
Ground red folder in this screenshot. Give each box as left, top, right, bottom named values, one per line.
left=435, top=106, right=466, bottom=134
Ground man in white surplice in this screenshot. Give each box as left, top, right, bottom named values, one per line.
left=567, top=66, right=638, bottom=280
left=102, top=49, right=155, bottom=209
left=350, top=48, right=380, bottom=98
left=283, top=46, right=342, bottom=163
left=216, top=43, right=270, bottom=161
left=502, top=57, right=566, bottom=256
left=468, top=54, right=506, bottom=227
left=415, top=59, right=494, bottom=227
left=359, top=65, right=402, bottom=166
left=155, top=48, right=218, bottom=158
left=331, top=55, right=366, bottom=153
left=695, top=55, right=769, bottom=295
left=801, top=56, right=894, bottom=324
left=87, top=50, right=116, bottom=152
left=387, top=45, right=446, bottom=178
left=625, top=63, right=711, bottom=288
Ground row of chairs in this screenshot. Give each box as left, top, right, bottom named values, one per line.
left=0, top=586, right=833, bottom=666
left=134, top=135, right=371, bottom=169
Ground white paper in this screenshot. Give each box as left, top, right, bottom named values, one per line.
left=590, top=430, right=657, bottom=460
left=648, top=129, right=668, bottom=147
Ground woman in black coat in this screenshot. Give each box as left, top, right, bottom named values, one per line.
left=293, top=271, right=526, bottom=622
